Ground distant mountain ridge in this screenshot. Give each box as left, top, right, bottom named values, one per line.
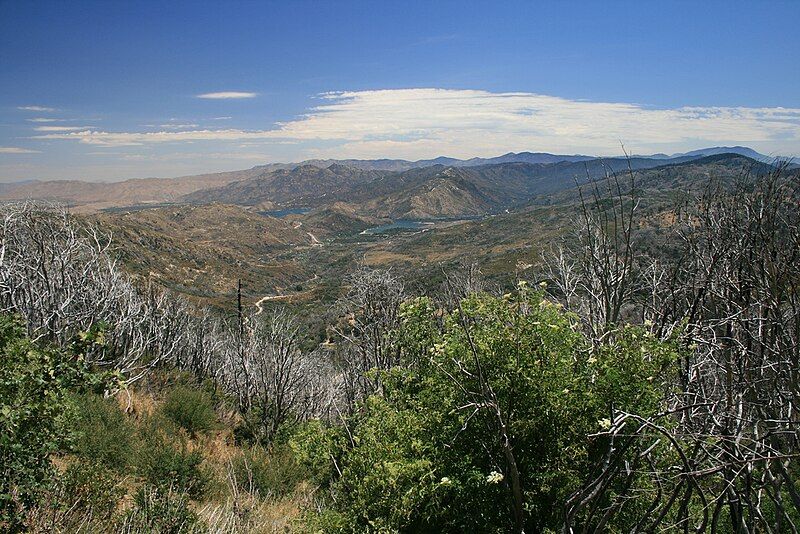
left=1, top=147, right=789, bottom=212
left=0, top=169, right=266, bottom=212
left=92, top=152, right=790, bottom=311
left=293, top=151, right=597, bottom=171
left=670, top=146, right=774, bottom=161
left=183, top=164, right=390, bottom=209
left=295, top=147, right=785, bottom=170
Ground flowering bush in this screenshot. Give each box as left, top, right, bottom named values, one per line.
left=301, top=287, right=676, bottom=531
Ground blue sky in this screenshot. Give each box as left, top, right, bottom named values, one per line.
left=1, top=0, right=799, bottom=182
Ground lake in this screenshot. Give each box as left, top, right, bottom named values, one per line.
left=261, top=207, right=312, bottom=218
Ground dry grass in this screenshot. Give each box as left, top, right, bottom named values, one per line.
left=29, top=387, right=314, bottom=533
left=198, top=483, right=315, bottom=534
left=114, top=388, right=159, bottom=417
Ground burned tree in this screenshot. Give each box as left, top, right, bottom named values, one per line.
left=227, top=308, right=334, bottom=442
left=331, top=267, right=406, bottom=408
left=542, top=161, right=649, bottom=341
left=562, top=164, right=800, bottom=532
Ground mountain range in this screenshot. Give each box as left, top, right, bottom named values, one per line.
left=183, top=154, right=714, bottom=220
left=0, top=146, right=790, bottom=213
left=666, top=146, right=782, bottom=162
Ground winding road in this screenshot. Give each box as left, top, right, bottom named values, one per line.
left=254, top=274, right=320, bottom=315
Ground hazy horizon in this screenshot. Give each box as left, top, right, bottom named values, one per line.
left=1, top=144, right=791, bottom=185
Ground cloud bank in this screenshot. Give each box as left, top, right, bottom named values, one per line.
left=33, top=126, right=94, bottom=132
left=32, top=89, right=800, bottom=157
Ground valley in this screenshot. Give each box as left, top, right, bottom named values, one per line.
left=57, top=150, right=790, bottom=317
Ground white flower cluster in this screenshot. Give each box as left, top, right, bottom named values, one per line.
left=486, top=470, right=504, bottom=484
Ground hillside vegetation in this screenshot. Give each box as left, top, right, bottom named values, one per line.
left=1, top=155, right=799, bottom=532
left=92, top=204, right=316, bottom=309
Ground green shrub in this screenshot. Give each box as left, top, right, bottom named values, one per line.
left=232, top=444, right=306, bottom=498
left=289, top=419, right=343, bottom=486
left=72, top=392, right=135, bottom=471
left=24, top=460, right=123, bottom=533
left=298, top=288, right=677, bottom=532
left=161, top=385, right=217, bottom=436
left=60, top=459, right=123, bottom=526
left=139, top=446, right=208, bottom=500
left=75, top=388, right=212, bottom=502
left=136, top=427, right=209, bottom=499
left=0, top=315, right=99, bottom=530
left=117, top=484, right=201, bottom=534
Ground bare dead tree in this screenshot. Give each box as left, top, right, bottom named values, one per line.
left=0, top=201, right=337, bottom=444
left=542, top=160, right=649, bottom=341
left=562, top=163, right=800, bottom=532
left=0, top=202, right=161, bottom=379
left=227, top=308, right=336, bottom=442
left=331, top=267, right=405, bottom=409
left=1, top=202, right=118, bottom=342
left=439, top=262, right=488, bottom=310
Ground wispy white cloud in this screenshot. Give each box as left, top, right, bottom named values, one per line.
left=27, top=117, right=99, bottom=123
left=33, top=128, right=270, bottom=146
left=0, top=147, right=40, bottom=154
left=33, top=126, right=93, bottom=132
left=162, top=123, right=199, bottom=129
left=196, top=91, right=257, bottom=99
left=211, top=116, right=233, bottom=120
left=31, top=89, right=800, bottom=156
left=18, top=105, right=57, bottom=112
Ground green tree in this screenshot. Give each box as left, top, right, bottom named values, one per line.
left=303, top=286, right=677, bottom=532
